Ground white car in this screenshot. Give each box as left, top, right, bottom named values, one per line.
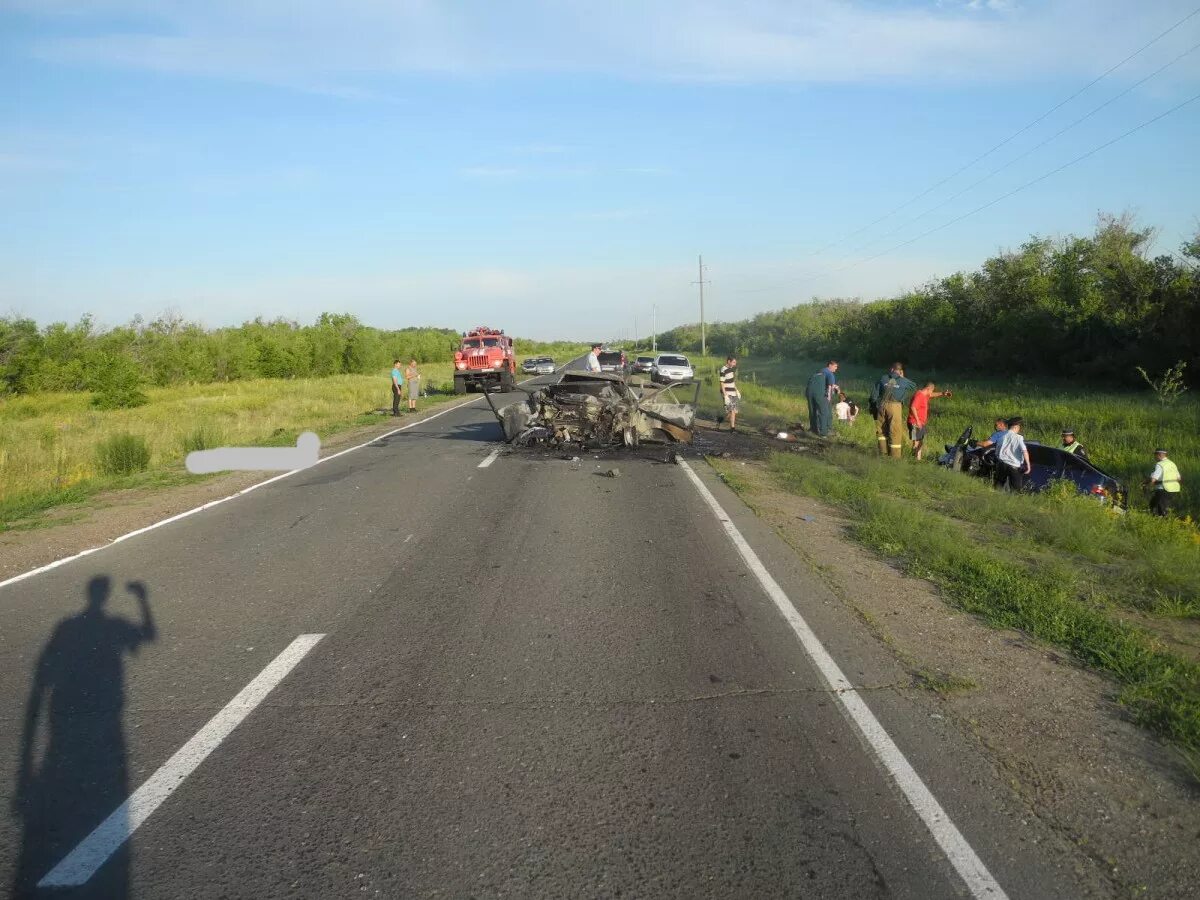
left=651, top=353, right=694, bottom=383
left=522, top=356, right=557, bottom=376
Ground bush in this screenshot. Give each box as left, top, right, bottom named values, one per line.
left=91, top=353, right=148, bottom=410
left=95, top=433, right=151, bottom=476
left=181, top=425, right=222, bottom=454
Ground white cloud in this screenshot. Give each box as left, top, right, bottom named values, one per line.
left=19, top=1, right=1200, bottom=91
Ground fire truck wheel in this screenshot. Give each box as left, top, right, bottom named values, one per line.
left=500, top=372, right=515, bottom=393
left=453, top=377, right=467, bottom=395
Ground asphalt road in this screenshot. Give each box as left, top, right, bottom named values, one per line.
left=1, top=364, right=1079, bottom=898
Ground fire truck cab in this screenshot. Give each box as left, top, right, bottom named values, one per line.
left=453, top=326, right=517, bottom=394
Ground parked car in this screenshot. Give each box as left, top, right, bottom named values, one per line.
left=938, top=424, right=1127, bottom=508
left=651, top=353, right=695, bottom=384
left=521, top=356, right=557, bottom=375
left=630, top=355, right=656, bottom=375
left=598, top=350, right=627, bottom=375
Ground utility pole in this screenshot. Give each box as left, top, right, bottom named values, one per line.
left=692, top=255, right=710, bottom=357
left=651, top=305, right=657, bottom=353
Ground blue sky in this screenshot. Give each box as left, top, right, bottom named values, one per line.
left=2, top=1, right=1199, bottom=340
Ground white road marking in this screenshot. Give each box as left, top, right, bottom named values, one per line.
left=478, top=448, right=502, bottom=468
left=677, top=459, right=1008, bottom=900
left=38, top=634, right=325, bottom=888
left=404, top=534, right=414, bottom=544
left=0, top=396, right=488, bottom=592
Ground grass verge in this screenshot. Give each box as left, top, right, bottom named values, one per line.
left=715, top=447, right=1200, bottom=779
left=0, top=365, right=459, bottom=531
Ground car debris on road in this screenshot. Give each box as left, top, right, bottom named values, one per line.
left=484, top=371, right=699, bottom=450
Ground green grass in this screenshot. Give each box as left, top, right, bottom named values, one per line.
left=694, top=354, right=1200, bottom=521
left=700, top=354, right=1200, bottom=776
left=0, top=364, right=458, bottom=530
left=724, top=449, right=1200, bottom=777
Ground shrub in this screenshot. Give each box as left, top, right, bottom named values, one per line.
left=181, top=425, right=222, bottom=454
left=91, top=353, right=148, bottom=410
left=95, top=433, right=151, bottom=476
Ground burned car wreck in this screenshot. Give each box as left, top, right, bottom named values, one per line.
left=484, top=371, right=698, bottom=449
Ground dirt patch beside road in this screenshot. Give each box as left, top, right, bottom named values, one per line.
left=718, top=454, right=1200, bottom=898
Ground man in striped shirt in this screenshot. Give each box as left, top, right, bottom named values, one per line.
left=718, top=355, right=740, bottom=431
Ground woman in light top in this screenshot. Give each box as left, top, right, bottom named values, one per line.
left=404, top=359, right=421, bottom=412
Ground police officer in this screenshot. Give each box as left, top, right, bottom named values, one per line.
left=1060, top=429, right=1088, bottom=460
left=1145, top=448, right=1182, bottom=516
left=869, top=362, right=916, bottom=459
left=805, top=360, right=839, bottom=437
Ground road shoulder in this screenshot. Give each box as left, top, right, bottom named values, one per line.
left=0, top=403, right=473, bottom=583
left=711, top=455, right=1200, bottom=899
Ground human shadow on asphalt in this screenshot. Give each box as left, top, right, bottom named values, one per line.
left=11, top=576, right=157, bottom=898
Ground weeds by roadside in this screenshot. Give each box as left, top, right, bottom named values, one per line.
left=729, top=448, right=1200, bottom=779
left=0, top=365, right=456, bottom=530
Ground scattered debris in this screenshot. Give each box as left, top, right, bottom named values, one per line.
left=485, top=372, right=700, bottom=450
left=600, top=468, right=621, bottom=478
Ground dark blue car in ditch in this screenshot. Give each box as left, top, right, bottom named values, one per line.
left=938, top=425, right=1127, bottom=509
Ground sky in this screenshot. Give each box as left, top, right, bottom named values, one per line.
left=2, top=0, right=1199, bottom=341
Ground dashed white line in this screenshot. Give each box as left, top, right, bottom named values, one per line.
left=38, top=633, right=325, bottom=888
left=0, top=396, right=487, bottom=593
left=477, top=448, right=502, bottom=468
left=677, top=459, right=1008, bottom=900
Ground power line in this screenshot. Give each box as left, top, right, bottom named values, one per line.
left=741, top=89, right=1200, bottom=296
left=804, top=4, right=1200, bottom=257
left=844, top=39, right=1200, bottom=258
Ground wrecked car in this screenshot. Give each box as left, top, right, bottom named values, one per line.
left=938, top=424, right=1127, bottom=508
left=484, top=371, right=699, bottom=449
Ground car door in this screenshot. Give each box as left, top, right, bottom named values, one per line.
left=1026, top=444, right=1065, bottom=492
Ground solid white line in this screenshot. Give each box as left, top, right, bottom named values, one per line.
left=677, top=460, right=1008, bottom=900
left=478, top=448, right=502, bottom=468
left=0, top=396, right=483, bottom=592
left=38, top=633, right=325, bottom=888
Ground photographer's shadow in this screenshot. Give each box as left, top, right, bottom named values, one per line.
left=12, top=576, right=156, bottom=897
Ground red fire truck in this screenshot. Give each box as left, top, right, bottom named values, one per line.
left=453, top=326, right=517, bottom=394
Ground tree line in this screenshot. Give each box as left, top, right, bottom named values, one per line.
left=659, top=216, right=1200, bottom=386
left=0, top=312, right=582, bottom=398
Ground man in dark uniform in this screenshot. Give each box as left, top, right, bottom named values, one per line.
left=869, top=362, right=916, bottom=458
left=805, top=360, right=839, bottom=437
left=1059, top=429, right=1088, bottom=460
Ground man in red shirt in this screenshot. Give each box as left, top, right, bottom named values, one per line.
left=908, top=381, right=952, bottom=460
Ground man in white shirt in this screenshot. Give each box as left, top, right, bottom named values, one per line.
left=718, top=356, right=740, bottom=430
left=584, top=344, right=602, bottom=373
left=994, top=416, right=1031, bottom=492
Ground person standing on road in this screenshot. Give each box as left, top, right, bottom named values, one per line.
left=1059, top=429, right=1088, bottom=460
left=718, top=355, right=741, bottom=431
left=404, top=359, right=421, bottom=412
left=585, top=343, right=602, bottom=373
left=1145, top=448, right=1182, bottom=516
left=995, top=417, right=1031, bottom=491
left=805, top=360, right=839, bottom=437
left=390, top=359, right=405, bottom=417
left=869, top=363, right=916, bottom=458
left=908, top=381, right=952, bottom=460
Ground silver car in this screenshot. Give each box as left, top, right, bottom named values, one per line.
left=630, top=355, right=656, bottom=375
left=651, top=353, right=694, bottom=383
